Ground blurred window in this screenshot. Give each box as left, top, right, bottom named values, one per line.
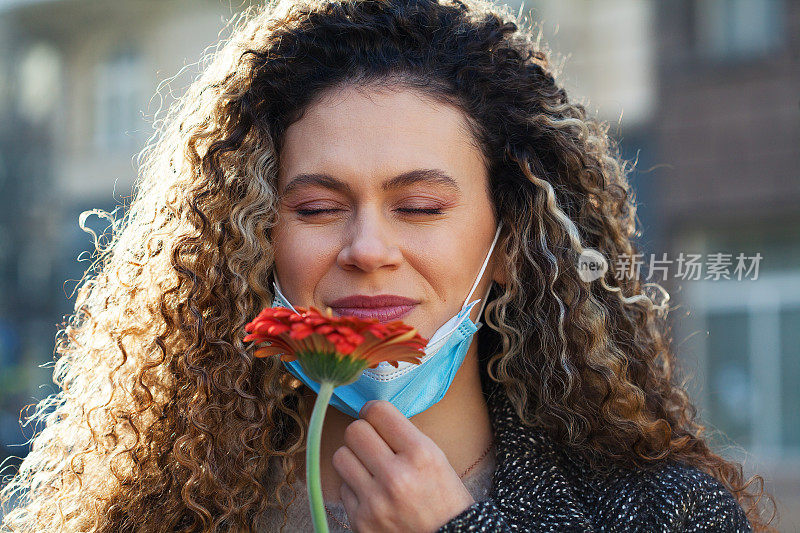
left=694, top=0, right=785, bottom=61
left=17, top=42, right=62, bottom=125
left=780, top=308, right=800, bottom=450
left=93, top=45, right=145, bottom=149
left=687, top=271, right=800, bottom=461
left=706, top=310, right=751, bottom=447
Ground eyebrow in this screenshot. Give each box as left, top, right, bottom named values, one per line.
left=280, top=168, right=461, bottom=197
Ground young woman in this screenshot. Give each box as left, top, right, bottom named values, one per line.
left=0, top=0, right=776, bottom=531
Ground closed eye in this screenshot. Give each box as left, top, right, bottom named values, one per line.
left=397, top=208, right=445, bottom=215
left=296, top=208, right=341, bottom=216
left=296, top=207, right=444, bottom=216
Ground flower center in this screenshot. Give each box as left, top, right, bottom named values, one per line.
left=296, top=350, right=371, bottom=385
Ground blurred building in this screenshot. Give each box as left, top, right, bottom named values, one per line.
left=518, top=2, right=799, bottom=529
left=0, top=0, right=246, bottom=495
left=652, top=1, right=799, bottom=529
left=0, top=0, right=798, bottom=529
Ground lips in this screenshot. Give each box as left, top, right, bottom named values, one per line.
left=328, top=294, right=420, bottom=323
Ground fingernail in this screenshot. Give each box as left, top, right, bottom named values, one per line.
left=360, top=400, right=375, bottom=417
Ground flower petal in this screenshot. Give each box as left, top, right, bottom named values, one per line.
left=243, top=305, right=427, bottom=385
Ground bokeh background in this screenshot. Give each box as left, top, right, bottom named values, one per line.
left=0, top=0, right=797, bottom=528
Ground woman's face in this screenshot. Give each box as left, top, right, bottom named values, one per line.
left=272, top=85, right=502, bottom=341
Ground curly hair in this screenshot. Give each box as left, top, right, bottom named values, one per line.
left=0, top=0, right=777, bottom=531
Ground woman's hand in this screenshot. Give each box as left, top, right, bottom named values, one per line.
left=332, top=400, right=476, bottom=533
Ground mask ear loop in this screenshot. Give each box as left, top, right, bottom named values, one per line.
left=461, top=221, right=504, bottom=313
left=474, top=277, right=494, bottom=329
left=272, top=273, right=301, bottom=314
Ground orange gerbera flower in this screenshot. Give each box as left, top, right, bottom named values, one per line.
left=244, top=305, right=427, bottom=386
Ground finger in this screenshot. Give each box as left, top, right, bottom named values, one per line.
left=359, top=400, right=428, bottom=454
left=340, top=482, right=359, bottom=529
left=331, top=444, right=374, bottom=498
left=343, top=418, right=396, bottom=477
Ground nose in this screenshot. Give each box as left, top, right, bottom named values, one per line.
left=336, top=208, right=403, bottom=273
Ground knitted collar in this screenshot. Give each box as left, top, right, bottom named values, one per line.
left=483, top=380, right=596, bottom=531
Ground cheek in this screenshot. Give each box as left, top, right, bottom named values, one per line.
left=433, top=220, right=491, bottom=298
left=401, top=226, right=464, bottom=291
left=272, top=224, right=339, bottom=294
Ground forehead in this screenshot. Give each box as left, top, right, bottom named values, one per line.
left=277, top=86, right=488, bottom=194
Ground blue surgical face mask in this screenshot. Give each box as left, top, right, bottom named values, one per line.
left=270, top=221, right=503, bottom=419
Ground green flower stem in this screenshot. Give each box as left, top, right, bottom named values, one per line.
left=307, top=380, right=335, bottom=533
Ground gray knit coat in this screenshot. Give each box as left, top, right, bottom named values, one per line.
left=436, top=380, right=752, bottom=532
